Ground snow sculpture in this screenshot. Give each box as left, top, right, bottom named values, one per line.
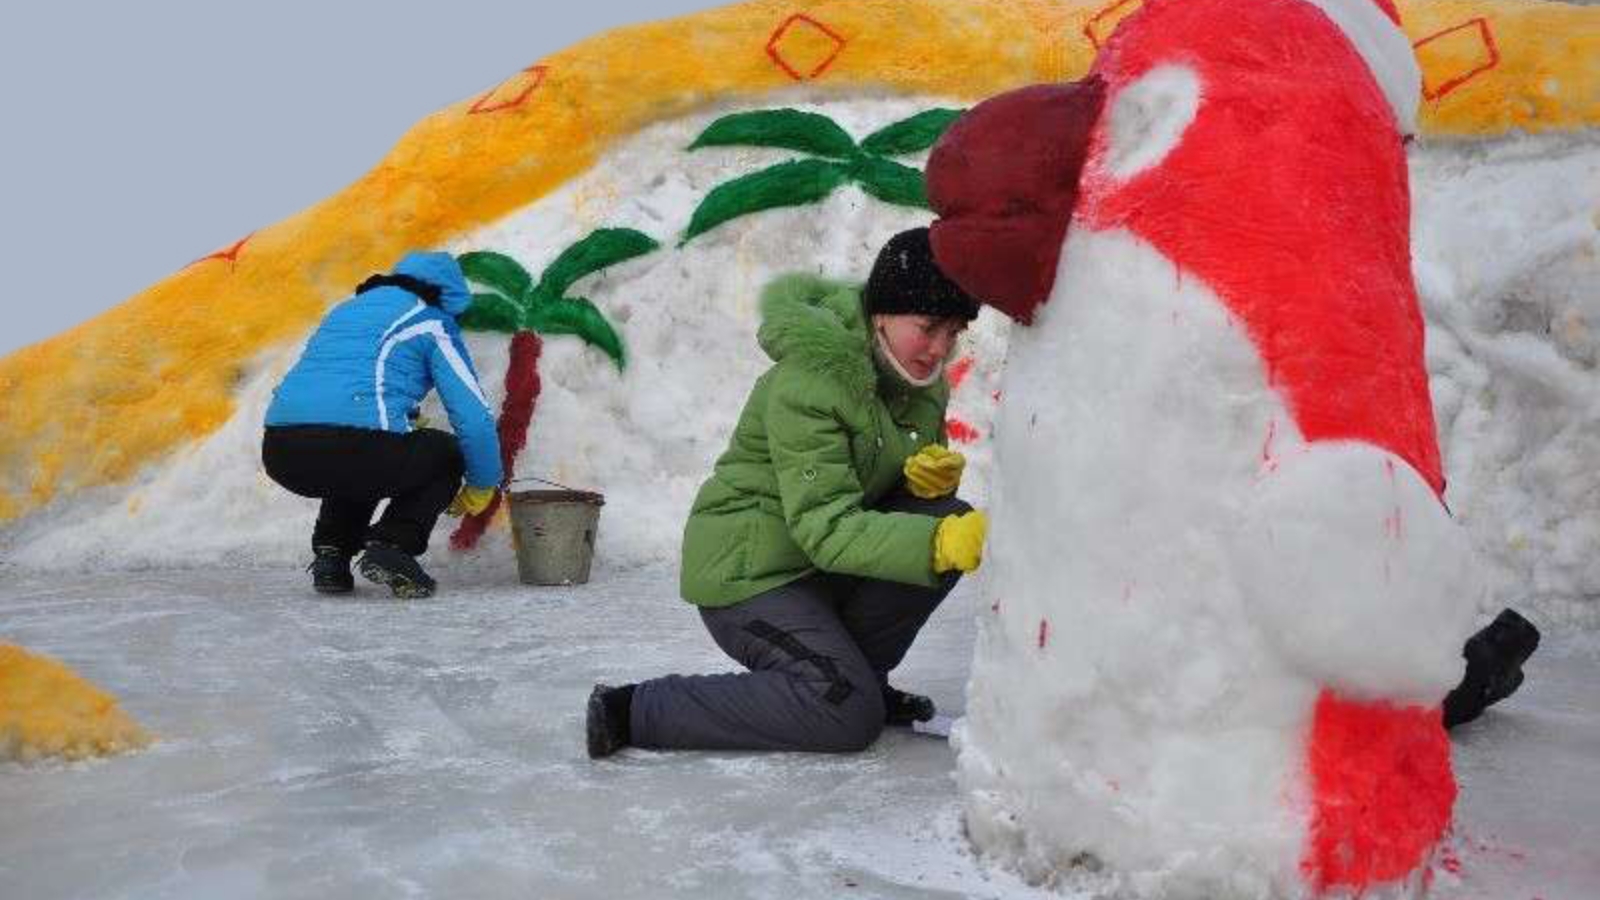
left=0, top=644, right=150, bottom=763
left=928, top=0, right=1480, bottom=894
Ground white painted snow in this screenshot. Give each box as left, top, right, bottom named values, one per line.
left=1102, top=64, right=1201, bottom=181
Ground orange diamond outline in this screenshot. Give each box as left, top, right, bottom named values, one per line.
left=469, top=65, right=550, bottom=115
left=1414, top=18, right=1500, bottom=100
left=1083, top=0, right=1144, bottom=51
left=766, top=13, right=847, bottom=81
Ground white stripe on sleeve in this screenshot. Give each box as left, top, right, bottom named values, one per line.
left=375, top=319, right=491, bottom=430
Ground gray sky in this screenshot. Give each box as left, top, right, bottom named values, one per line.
left=0, top=0, right=724, bottom=357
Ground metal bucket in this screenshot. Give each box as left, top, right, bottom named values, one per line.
left=506, top=489, right=604, bottom=585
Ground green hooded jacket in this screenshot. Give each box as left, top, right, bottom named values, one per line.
left=679, top=273, right=952, bottom=608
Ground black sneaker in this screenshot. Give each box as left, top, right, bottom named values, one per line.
left=883, top=684, right=936, bottom=726
left=586, top=683, right=635, bottom=759
left=1443, top=608, right=1540, bottom=729
left=357, top=540, right=436, bottom=599
left=307, top=545, right=354, bottom=594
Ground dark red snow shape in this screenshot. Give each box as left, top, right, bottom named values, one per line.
left=927, top=79, right=1106, bottom=325
left=451, top=330, right=543, bottom=551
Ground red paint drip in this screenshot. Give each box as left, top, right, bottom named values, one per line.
left=1037, top=619, right=1050, bottom=649
left=946, top=417, right=981, bottom=444
left=452, top=330, right=543, bottom=551
left=946, top=355, right=976, bottom=390
left=1302, top=691, right=1456, bottom=893
left=189, top=233, right=254, bottom=269
left=1261, top=418, right=1278, bottom=467
left=468, top=65, right=549, bottom=115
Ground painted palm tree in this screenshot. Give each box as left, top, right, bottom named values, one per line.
left=450, top=227, right=658, bottom=550
left=680, top=107, right=965, bottom=244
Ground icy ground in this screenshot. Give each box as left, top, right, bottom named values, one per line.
left=1, top=567, right=1595, bottom=899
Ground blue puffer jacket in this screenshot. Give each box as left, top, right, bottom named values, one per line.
left=265, top=251, right=503, bottom=488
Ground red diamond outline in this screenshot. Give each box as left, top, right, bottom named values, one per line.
left=766, top=13, right=847, bottom=82
left=1414, top=18, right=1500, bottom=101
left=469, top=65, right=550, bottom=115
left=1083, top=0, right=1143, bottom=51
left=189, top=233, right=254, bottom=271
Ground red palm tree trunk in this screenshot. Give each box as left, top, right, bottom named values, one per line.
left=450, top=330, right=542, bottom=550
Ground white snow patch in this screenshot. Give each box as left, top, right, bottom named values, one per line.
left=1103, top=64, right=1201, bottom=181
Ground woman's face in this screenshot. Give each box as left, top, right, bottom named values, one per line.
left=874, top=313, right=967, bottom=382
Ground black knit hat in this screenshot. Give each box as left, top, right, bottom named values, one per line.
left=863, top=227, right=980, bottom=321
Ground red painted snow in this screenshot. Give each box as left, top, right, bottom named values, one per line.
left=1079, top=0, right=1444, bottom=496
left=946, top=355, right=975, bottom=390
left=946, top=417, right=981, bottom=444
left=1302, top=690, right=1456, bottom=894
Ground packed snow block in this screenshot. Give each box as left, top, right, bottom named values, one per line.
left=0, top=644, right=151, bottom=763
left=0, top=0, right=1593, bottom=530
left=933, top=0, right=1481, bottom=894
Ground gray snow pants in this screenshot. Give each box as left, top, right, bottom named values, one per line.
left=631, top=491, right=969, bottom=752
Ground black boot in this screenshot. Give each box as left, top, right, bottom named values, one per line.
left=883, top=684, right=936, bottom=726
left=307, top=545, right=354, bottom=594
left=586, top=683, right=635, bottom=759
left=357, top=540, right=437, bottom=599
left=1443, top=608, right=1541, bottom=729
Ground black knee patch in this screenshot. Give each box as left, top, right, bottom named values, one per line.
left=743, top=620, right=855, bottom=705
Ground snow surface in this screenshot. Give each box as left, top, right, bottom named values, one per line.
left=0, top=568, right=1594, bottom=899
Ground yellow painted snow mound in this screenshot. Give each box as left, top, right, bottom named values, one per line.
left=0, top=0, right=1595, bottom=524
left=0, top=644, right=151, bottom=763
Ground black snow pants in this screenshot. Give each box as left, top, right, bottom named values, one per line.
left=630, top=491, right=970, bottom=752
left=262, top=425, right=465, bottom=558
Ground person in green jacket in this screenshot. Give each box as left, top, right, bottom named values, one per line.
left=586, top=227, right=989, bottom=757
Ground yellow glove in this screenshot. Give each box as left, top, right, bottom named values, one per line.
left=933, top=510, right=988, bottom=573
left=903, top=444, right=966, bottom=499
left=447, top=485, right=497, bottom=517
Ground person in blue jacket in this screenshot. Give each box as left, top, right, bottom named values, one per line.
left=262, top=251, right=502, bottom=598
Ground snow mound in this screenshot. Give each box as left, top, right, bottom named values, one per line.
left=0, top=108, right=1595, bottom=631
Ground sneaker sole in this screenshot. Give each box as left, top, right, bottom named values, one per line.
left=312, top=583, right=355, bottom=595
left=358, top=558, right=434, bottom=599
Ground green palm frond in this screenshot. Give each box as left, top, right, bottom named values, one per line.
left=458, top=251, right=534, bottom=302
left=852, top=157, right=929, bottom=208
left=681, top=158, right=850, bottom=245
left=537, top=228, right=660, bottom=299
left=527, top=297, right=626, bottom=369
left=457, top=292, right=523, bottom=333
left=682, top=106, right=967, bottom=241
left=688, top=109, right=857, bottom=159
left=859, top=109, right=966, bottom=157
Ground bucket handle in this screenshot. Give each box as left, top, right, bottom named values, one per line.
left=508, top=474, right=585, bottom=494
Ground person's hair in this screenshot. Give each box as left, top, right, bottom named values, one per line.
left=356, top=273, right=443, bottom=306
